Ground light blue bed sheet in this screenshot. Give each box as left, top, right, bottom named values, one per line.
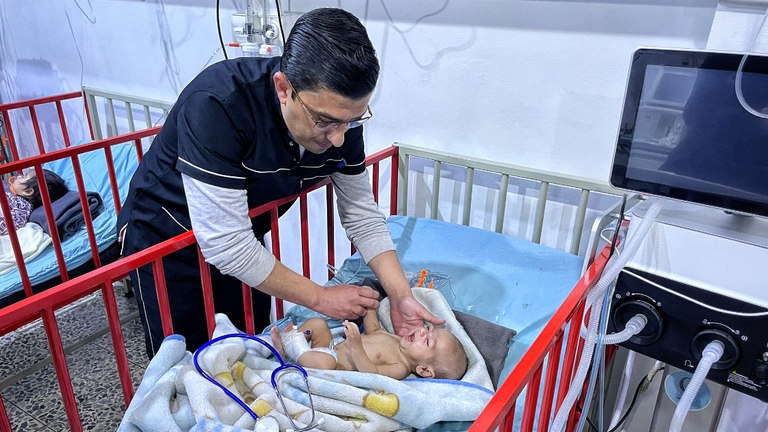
left=0, top=141, right=139, bottom=298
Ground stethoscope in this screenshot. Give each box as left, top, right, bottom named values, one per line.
left=193, top=333, right=326, bottom=432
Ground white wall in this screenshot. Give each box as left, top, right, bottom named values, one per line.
left=2, top=0, right=721, bottom=180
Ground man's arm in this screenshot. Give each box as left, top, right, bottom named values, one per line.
left=331, top=171, right=445, bottom=335
left=183, top=174, right=379, bottom=319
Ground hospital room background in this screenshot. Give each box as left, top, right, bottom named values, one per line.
left=1, top=0, right=768, bottom=431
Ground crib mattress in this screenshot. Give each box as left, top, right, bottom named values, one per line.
left=0, top=142, right=139, bottom=298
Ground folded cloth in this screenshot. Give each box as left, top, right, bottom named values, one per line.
left=29, top=190, right=104, bottom=241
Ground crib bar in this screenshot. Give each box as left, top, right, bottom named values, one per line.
left=555, top=301, right=586, bottom=414
left=29, top=106, right=47, bottom=155
left=87, top=93, right=103, bottom=140
left=469, top=244, right=610, bottom=432
left=0, top=394, right=12, bottom=432
left=153, top=258, right=174, bottom=337
left=101, top=277, right=135, bottom=406
left=326, top=184, right=335, bottom=279
left=144, top=106, right=152, bottom=129
left=42, top=307, right=84, bottom=432
left=521, top=366, right=543, bottom=432
left=126, top=101, right=136, bottom=133
left=532, top=182, right=549, bottom=244
left=199, top=248, right=216, bottom=339
left=300, top=195, right=311, bottom=278
left=70, top=155, right=102, bottom=267
left=134, top=138, right=144, bottom=164
left=501, top=404, right=516, bottom=432
left=103, top=145, right=123, bottom=213
left=372, top=162, right=380, bottom=204
left=430, top=160, right=441, bottom=220
left=55, top=100, right=71, bottom=148
left=496, top=174, right=509, bottom=233
left=270, top=208, right=284, bottom=320
left=1, top=109, right=21, bottom=163
left=107, top=98, right=118, bottom=137
left=536, top=335, right=564, bottom=432
left=0, top=182, right=34, bottom=296
left=242, top=282, right=255, bottom=335
left=35, top=162, right=70, bottom=282
left=390, top=153, right=398, bottom=216
left=397, top=150, right=410, bottom=216
left=463, top=167, right=474, bottom=226
left=569, top=189, right=590, bottom=255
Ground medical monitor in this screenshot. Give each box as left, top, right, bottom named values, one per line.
left=610, top=48, right=768, bottom=217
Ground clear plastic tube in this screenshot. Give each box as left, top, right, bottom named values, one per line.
left=609, top=350, right=636, bottom=430
left=601, top=315, right=647, bottom=345
left=735, top=6, right=768, bottom=120
left=551, top=197, right=665, bottom=432
left=669, top=340, right=725, bottom=432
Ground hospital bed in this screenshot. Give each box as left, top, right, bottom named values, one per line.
left=0, top=141, right=623, bottom=431
left=0, top=89, right=169, bottom=305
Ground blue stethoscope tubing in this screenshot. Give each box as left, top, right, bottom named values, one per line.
left=193, top=332, right=321, bottom=431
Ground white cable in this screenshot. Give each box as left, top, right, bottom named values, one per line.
left=551, top=197, right=665, bottom=432
left=735, top=6, right=768, bottom=120
left=669, top=340, right=725, bottom=432
left=623, top=269, right=768, bottom=317
left=609, top=350, right=636, bottom=430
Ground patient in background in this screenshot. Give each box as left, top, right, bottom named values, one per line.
left=0, top=169, right=68, bottom=235
left=271, top=308, right=468, bottom=381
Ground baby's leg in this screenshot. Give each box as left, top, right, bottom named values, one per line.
left=270, top=319, right=337, bottom=370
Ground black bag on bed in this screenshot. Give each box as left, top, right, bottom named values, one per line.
left=29, top=190, right=105, bottom=241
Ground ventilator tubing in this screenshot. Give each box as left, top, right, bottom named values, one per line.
left=551, top=197, right=665, bottom=432
left=669, top=341, right=724, bottom=432
left=601, top=314, right=647, bottom=345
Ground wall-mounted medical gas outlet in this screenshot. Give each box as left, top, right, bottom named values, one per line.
left=609, top=267, right=768, bottom=402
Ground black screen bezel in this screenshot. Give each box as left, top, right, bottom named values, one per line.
left=609, top=48, right=768, bottom=217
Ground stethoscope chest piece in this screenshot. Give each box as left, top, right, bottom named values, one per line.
left=254, top=415, right=280, bottom=432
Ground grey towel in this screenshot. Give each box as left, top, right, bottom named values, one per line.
left=29, top=190, right=105, bottom=241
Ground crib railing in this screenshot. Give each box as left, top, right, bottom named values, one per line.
left=0, top=145, right=399, bottom=432
left=0, top=89, right=170, bottom=163
left=394, top=143, right=620, bottom=259
left=0, top=127, right=160, bottom=298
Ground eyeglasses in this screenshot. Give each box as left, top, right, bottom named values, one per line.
left=284, top=76, right=373, bottom=132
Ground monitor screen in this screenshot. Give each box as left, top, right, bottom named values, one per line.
left=610, top=48, right=768, bottom=217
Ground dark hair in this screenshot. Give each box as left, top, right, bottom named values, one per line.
left=25, top=169, right=69, bottom=208
left=280, top=8, right=379, bottom=100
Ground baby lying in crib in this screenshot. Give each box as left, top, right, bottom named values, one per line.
left=271, top=308, right=468, bottom=381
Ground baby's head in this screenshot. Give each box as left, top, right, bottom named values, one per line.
left=11, top=169, right=68, bottom=208
left=400, top=324, right=468, bottom=380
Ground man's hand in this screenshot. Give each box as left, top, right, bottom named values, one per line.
left=389, top=295, right=446, bottom=337
left=313, top=284, right=380, bottom=320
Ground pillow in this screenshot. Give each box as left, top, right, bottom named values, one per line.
left=452, top=310, right=516, bottom=389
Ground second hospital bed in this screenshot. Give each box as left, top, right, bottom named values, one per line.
left=0, top=142, right=622, bottom=431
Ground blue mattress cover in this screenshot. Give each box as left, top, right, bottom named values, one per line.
left=0, top=142, right=139, bottom=298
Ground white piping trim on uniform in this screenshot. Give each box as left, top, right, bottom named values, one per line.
left=241, top=162, right=292, bottom=174
left=300, top=158, right=345, bottom=169
left=302, top=174, right=330, bottom=181
left=178, top=157, right=246, bottom=180
left=344, top=159, right=365, bottom=167
left=119, top=224, right=128, bottom=256
left=162, top=207, right=190, bottom=232
left=133, top=268, right=157, bottom=354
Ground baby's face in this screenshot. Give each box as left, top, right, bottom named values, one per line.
left=400, top=324, right=452, bottom=364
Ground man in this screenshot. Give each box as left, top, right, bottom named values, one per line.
left=117, top=7, right=444, bottom=356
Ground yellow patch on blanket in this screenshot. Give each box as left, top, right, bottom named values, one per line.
left=250, top=399, right=273, bottom=418
left=362, top=391, right=399, bottom=417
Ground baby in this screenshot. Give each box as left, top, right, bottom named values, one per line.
left=1, top=168, right=68, bottom=235
left=270, top=308, right=468, bottom=381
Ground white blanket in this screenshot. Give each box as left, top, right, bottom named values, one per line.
left=119, top=290, right=494, bottom=432
left=0, top=223, right=52, bottom=276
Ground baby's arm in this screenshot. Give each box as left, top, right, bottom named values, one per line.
left=362, top=307, right=382, bottom=335
left=343, top=320, right=409, bottom=379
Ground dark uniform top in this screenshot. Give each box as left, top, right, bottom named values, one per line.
left=118, top=56, right=368, bottom=253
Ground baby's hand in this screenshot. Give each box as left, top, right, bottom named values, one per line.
left=343, top=320, right=363, bottom=348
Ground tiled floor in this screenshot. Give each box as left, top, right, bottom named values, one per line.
left=0, top=282, right=149, bottom=431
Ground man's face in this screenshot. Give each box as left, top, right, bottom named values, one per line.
left=274, top=72, right=372, bottom=155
